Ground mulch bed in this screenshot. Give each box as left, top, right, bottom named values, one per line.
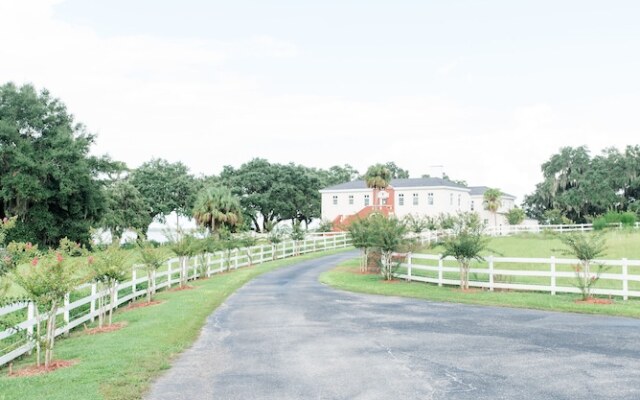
left=124, top=300, right=163, bottom=310
left=575, top=297, right=614, bottom=305
left=83, top=322, right=127, bottom=335
left=166, top=285, right=196, bottom=292
left=8, top=359, right=78, bottom=377
left=455, top=288, right=482, bottom=293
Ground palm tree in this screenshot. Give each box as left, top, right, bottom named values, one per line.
left=193, top=186, right=243, bottom=235
left=364, top=164, right=392, bottom=209
left=483, top=188, right=502, bottom=228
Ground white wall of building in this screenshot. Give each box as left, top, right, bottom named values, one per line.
left=321, top=186, right=518, bottom=228
left=392, top=187, right=470, bottom=219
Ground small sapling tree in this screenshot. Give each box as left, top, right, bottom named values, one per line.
left=217, top=227, right=241, bottom=271
left=136, top=239, right=165, bottom=302
left=239, top=234, right=258, bottom=266
left=194, top=232, right=219, bottom=278
left=91, top=242, right=129, bottom=327
left=348, top=217, right=374, bottom=273
left=290, top=221, right=305, bottom=256
left=268, top=227, right=285, bottom=261
left=13, top=249, right=84, bottom=368
left=441, top=213, right=488, bottom=290
left=167, top=230, right=199, bottom=288
left=369, top=215, right=408, bottom=280
left=557, top=232, right=607, bottom=300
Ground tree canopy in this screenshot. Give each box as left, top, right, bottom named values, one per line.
left=192, top=185, right=243, bottom=234
left=364, top=164, right=392, bottom=190
left=129, top=158, right=197, bottom=223
left=0, top=83, right=119, bottom=246
left=524, top=146, right=640, bottom=223
left=101, top=180, right=152, bottom=240
left=220, top=159, right=324, bottom=232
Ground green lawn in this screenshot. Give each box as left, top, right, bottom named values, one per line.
left=0, top=248, right=349, bottom=400
left=320, top=259, right=640, bottom=319
left=407, top=230, right=640, bottom=290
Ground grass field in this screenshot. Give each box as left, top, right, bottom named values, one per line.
left=405, top=230, right=640, bottom=290
left=0, top=248, right=349, bottom=400
left=320, top=259, right=640, bottom=319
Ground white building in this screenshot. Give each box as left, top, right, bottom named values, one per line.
left=319, top=178, right=516, bottom=229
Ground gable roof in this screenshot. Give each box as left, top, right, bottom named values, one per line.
left=469, top=186, right=516, bottom=199
left=321, top=177, right=467, bottom=191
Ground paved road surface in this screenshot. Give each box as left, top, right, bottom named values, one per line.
left=146, top=251, right=640, bottom=399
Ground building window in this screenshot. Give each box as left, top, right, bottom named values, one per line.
left=470, top=200, right=475, bottom=211
left=398, top=193, right=404, bottom=206
left=428, top=193, right=434, bottom=205
left=332, top=195, right=338, bottom=205
left=412, top=193, right=419, bottom=205
left=348, top=195, right=354, bottom=205
left=364, top=194, right=370, bottom=206
left=458, top=194, right=461, bottom=207
left=450, top=193, right=453, bottom=205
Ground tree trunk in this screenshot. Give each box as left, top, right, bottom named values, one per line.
left=45, top=301, right=58, bottom=368
left=147, top=270, right=152, bottom=303
left=97, top=286, right=104, bottom=329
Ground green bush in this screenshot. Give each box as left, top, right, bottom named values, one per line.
left=600, top=211, right=637, bottom=227
left=592, top=217, right=608, bottom=231
left=620, top=212, right=637, bottom=226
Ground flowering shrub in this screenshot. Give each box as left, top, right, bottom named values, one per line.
left=90, top=243, right=128, bottom=327
left=12, top=248, right=85, bottom=368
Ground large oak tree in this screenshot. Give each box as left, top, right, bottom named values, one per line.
left=0, top=83, right=119, bottom=246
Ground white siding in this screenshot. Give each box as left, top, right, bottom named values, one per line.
left=393, top=187, right=470, bottom=219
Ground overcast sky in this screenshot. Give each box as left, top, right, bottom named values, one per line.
left=1, top=0, right=639, bottom=202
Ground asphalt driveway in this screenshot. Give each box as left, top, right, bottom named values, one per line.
left=146, top=251, right=640, bottom=400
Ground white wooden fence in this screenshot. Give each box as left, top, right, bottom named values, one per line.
left=396, top=253, right=640, bottom=300
left=484, top=222, right=640, bottom=236
left=0, top=234, right=351, bottom=367
left=411, top=222, right=640, bottom=244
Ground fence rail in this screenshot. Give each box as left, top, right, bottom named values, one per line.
left=484, top=222, right=640, bottom=236
left=396, top=253, right=640, bottom=300
left=0, top=234, right=352, bottom=367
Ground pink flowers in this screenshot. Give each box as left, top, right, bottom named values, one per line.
left=25, top=242, right=33, bottom=251
left=56, top=252, right=64, bottom=263
left=87, top=255, right=94, bottom=265
left=31, top=257, right=39, bottom=267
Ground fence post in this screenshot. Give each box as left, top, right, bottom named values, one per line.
left=63, top=292, right=70, bottom=335
left=407, top=253, right=412, bottom=282
left=90, top=283, right=97, bottom=321
left=333, top=235, right=337, bottom=249
left=438, top=256, right=443, bottom=287
left=207, top=254, right=212, bottom=277
left=235, top=249, right=239, bottom=269
left=488, top=255, right=494, bottom=292
left=27, top=302, right=35, bottom=354
left=131, top=269, right=137, bottom=299
left=550, top=256, right=556, bottom=295
left=622, top=258, right=629, bottom=301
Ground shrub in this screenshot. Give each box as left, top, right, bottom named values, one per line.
left=592, top=217, right=608, bottom=231
left=556, top=232, right=607, bottom=300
